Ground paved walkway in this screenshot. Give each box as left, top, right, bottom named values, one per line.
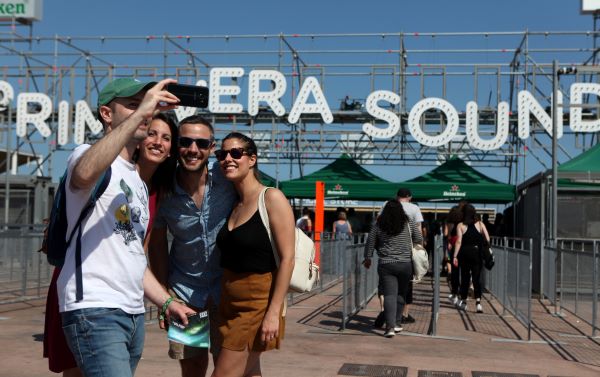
left=2, top=277, right=600, bottom=377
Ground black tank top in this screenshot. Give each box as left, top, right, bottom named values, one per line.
left=461, top=223, right=483, bottom=256
left=217, top=210, right=277, bottom=273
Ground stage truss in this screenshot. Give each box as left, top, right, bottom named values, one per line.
left=2, top=23, right=600, bottom=183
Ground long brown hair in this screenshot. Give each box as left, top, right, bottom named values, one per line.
left=377, top=200, right=408, bottom=235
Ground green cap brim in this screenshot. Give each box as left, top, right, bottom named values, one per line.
left=98, top=79, right=156, bottom=107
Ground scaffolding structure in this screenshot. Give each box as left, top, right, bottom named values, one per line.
left=2, top=23, right=600, bottom=184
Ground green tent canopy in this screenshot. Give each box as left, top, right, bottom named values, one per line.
left=557, top=142, right=600, bottom=183
left=279, top=154, right=398, bottom=200
left=400, top=156, right=516, bottom=203
left=258, top=169, right=277, bottom=187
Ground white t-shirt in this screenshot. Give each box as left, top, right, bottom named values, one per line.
left=58, top=145, right=149, bottom=314
left=377, top=200, right=424, bottom=223
left=401, top=201, right=424, bottom=223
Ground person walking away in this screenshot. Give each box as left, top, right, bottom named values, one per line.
left=363, top=200, right=423, bottom=338
left=332, top=210, right=353, bottom=240
left=211, top=132, right=295, bottom=377
left=295, top=206, right=313, bottom=236
left=452, top=203, right=490, bottom=313
left=148, top=115, right=237, bottom=377
left=445, top=205, right=463, bottom=305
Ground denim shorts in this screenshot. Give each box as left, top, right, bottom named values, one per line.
left=61, top=307, right=145, bottom=377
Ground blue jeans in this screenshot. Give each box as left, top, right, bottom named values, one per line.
left=61, top=308, right=145, bottom=377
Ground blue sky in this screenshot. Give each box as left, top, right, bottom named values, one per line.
left=34, top=1, right=589, bottom=36
left=6, top=1, right=599, bottom=192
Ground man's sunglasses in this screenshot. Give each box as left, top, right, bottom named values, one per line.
left=214, top=147, right=248, bottom=161
left=178, top=136, right=213, bottom=149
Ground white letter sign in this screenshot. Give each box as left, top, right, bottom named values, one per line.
left=288, top=77, right=333, bottom=124
left=16, top=93, right=52, bottom=138
left=363, top=90, right=401, bottom=139
left=408, top=97, right=459, bottom=147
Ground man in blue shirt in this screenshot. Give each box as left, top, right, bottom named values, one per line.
left=149, top=115, right=237, bottom=377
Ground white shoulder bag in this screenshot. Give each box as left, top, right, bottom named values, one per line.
left=258, top=188, right=319, bottom=293
left=408, top=221, right=429, bottom=282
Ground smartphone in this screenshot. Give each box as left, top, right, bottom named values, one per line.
left=165, top=83, right=209, bottom=108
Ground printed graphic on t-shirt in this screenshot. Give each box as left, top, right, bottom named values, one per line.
left=113, top=179, right=139, bottom=246
left=120, top=178, right=133, bottom=202
left=135, top=186, right=149, bottom=227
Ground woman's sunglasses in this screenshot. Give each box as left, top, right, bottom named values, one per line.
left=178, top=136, right=213, bottom=149
left=214, top=147, right=248, bottom=161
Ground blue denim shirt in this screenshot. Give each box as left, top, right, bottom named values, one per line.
left=154, top=161, right=237, bottom=308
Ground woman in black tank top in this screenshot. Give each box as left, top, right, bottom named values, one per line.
left=452, top=203, right=490, bottom=313
left=212, top=132, right=295, bottom=377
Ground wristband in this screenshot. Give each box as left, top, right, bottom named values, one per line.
left=159, top=297, right=175, bottom=321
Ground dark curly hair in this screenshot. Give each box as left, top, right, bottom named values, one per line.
left=377, top=200, right=408, bottom=235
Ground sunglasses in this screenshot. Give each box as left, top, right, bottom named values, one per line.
left=178, top=136, right=213, bottom=149
left=214, top=147, right=248, bottom=161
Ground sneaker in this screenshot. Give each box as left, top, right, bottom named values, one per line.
left=456, top=300, right=467, bottom=311
left=449, top=295, right=459, bottom=305
left=384, top=329, right=396, bottom=338
left=476, top=303, right=483, bottom=313
left=401, top=314, right=416, bottom=324
left=394, top=326, right=403, bottom=333
left=374, top=311, right=385, bottom=329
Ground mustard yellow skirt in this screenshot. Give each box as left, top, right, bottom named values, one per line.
left=218, top=269, right=285, bottom=352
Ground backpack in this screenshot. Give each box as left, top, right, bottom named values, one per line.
left=45, top=168, right=112, bottom=267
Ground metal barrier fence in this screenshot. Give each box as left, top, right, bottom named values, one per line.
left=341, top=242, right=378, bottom=330
left=486, top=237, right=533, bottom=340
left=430, top=233, right=444, bottom=336
left=0, top=227, right=50, bottom=304
left=288, top=235, right=349, bottom=305
left=287, top=232, right=377, bottom=330
left=553, top=239, right=599, bottom=337
left=0, top=226, right=376, bottom=332
left=542, top=242, right=558, bottom=305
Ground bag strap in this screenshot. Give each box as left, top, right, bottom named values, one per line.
left=257, top=186, right=281, bottom=267
left=406, top=219, right=414, bottom=250
left=72, top=168, right=112, bottom=302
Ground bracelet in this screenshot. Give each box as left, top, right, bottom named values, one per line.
left=159, top=297, right=175, bottom=321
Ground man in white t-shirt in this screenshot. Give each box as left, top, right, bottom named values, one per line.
left=57, top=78, right=195, bottom=377
left=295, top=206, right=313, bottom=236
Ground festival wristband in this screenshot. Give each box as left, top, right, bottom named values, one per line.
left=159, top=297, right=175, bottom=321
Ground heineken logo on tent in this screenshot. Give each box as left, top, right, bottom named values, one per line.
left=443, top=184, right=466, bottom=198
left=327, top=183, right=349, bottom=196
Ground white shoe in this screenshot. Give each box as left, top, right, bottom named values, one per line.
left=456, top=300, right=467, bottom=311
left=384, top=329, right=396, bottom=338
left=450, top=295, right=458, bottom=305
left=394, top=326, right=403, bottom=333
left=476, top=303, right=483, bottom=313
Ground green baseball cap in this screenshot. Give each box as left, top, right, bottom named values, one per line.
left=97, top=78, right=156, bottom=107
